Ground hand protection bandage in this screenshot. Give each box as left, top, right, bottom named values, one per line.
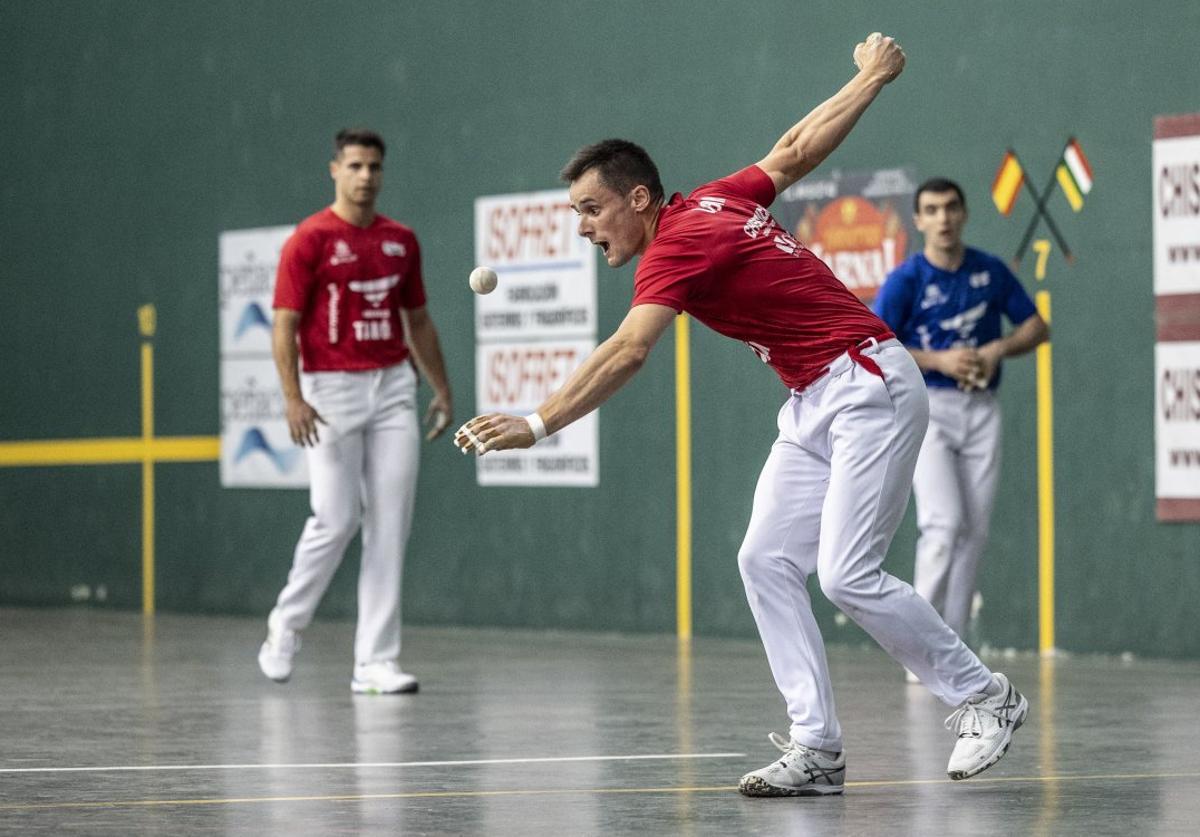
left=456, top=424, right=484, bottom=455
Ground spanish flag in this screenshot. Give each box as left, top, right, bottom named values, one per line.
left=991, top=151, right=1024, bottom=216
left=1056, top=138, right=1093, bottom=212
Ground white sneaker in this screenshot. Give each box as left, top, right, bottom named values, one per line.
left=738, top=732, right=845, bottom=797
left=257, top=623, right=300, bottom=683
left=945, top=672, right=1028, bottom=780
left=351, top=661, right=419, bottom=695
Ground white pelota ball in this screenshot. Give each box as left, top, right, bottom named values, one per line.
left=469, top=266, right=498, bottom=295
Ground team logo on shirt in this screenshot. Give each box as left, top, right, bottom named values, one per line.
left=743, top=205, right=777, bottom=239
left=939, top=301, right=988, bottom=343
left=330, top=239, right=358, bottom=266
left=382, top=240, right=407, bottom=257
left=969, top=270, right=991, bottom=288
left=921, top=283, right=948, bottom=309
left=694, top=197, right=726, bottom=214
left=348, top=274, right=401, bottom=306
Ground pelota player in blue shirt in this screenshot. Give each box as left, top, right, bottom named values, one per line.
left=873, top=178, right=1049, bottom=657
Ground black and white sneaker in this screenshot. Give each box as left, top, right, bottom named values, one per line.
left=945, top=672, right=1029, bottom=780
left=738, top=732, right=846, bottom=797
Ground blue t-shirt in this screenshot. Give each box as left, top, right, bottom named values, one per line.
left=872, top=248, right=1037, bottom=390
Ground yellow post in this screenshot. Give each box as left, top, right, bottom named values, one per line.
left=138, top=304, right=157, bottom=617
left=675, top=314, right=693, bottom=640
left=1032, top=240, right=1055, bottom=655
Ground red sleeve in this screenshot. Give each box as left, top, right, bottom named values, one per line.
left=691, top=164, right=777, bottom=207
left=398, top=234, right=427, bottom=310
left=273, top=226, right=319, bottom=310
left=633, top=228, right=712, bottom=312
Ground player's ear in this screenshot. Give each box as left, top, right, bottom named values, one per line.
left=629, top=184, right=652, bottom=212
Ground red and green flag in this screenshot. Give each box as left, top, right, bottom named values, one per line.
left=1056, top=138, right=1093, bottom=212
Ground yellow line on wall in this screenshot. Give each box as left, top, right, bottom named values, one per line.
left=0, top=437, right=220, bottom=466
left=141, top=341, right=156, bottom=616
left=675, top=314, right=693, bottom=640
left=1035, top=290, right=1055, bottom=655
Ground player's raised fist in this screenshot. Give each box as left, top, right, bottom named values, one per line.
left=853, top=32, right=905, bottom=83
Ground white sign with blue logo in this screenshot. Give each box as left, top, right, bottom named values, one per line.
left=219, top=226, right=309, bottom=488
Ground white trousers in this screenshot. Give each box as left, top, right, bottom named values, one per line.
left=269, top=362, right=420, bottom=665
left=912, top=387, right=1002, bottom=637
left=737, top=340, right=994, bottom=752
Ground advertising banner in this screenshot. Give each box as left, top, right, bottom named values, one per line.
left=218, top=226, right=309, bottom=488
left=772, top=167, right=918, bottom=303
left=473, top=190, right=598, bottom=486
left=474, top=340, right=598, bottom=486
left=1153, top=114, right=1200, bottom=520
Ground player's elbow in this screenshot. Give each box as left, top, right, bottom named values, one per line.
left=621, top=339, right=652, bottom=371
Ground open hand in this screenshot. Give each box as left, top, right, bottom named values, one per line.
left=424, top=391, right=453, bottom=441
left=285, top=397, right=326, bottom=447
left=454, top=414, right=537, bottom=456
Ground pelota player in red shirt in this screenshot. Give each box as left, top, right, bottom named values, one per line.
left=456, top=35, right=1028, bottom=795
left=259, top=128, right=453, bottom=695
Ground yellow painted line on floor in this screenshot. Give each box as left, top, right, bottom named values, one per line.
left=4, top=771, right=1200, bottom=812
left=0, top=436, right=220, bottom=467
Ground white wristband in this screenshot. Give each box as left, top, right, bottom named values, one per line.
left=524, top=412, right=548, bottom=442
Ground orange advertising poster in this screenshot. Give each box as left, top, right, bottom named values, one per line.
left=773, top=167, right=917, bottom=303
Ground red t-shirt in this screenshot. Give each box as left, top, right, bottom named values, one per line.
left=273, top=208, right=427, bottom=372
left=634, top=165, right=890, bottom=391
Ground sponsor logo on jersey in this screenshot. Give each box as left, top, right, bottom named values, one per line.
left=348, top=274, right=401, bottom=306
left=382, top=240, right=407, bottom=257
left=939, top=300, right=988, bottom=343
left=330, top=239, right=358, bottom=266
left=327, top=283, right=340, bottom=343
left=921, top=283, right=948, bottom=309
left=694, top=197, right=726, bottom=214
left=743, top=205, right=777, bottom=239
left=969, top=270, right=991, bottom=288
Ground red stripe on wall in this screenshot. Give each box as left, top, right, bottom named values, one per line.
left=1157, top=498, right=1200, bottom=522
left=1155, top=114, right=1200, bottom=140
left=1157, top=293, right=1200, bottom=341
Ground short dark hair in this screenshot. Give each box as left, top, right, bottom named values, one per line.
left=560, top=139, right=664, bottom=204
left=334, top=128, right=386, bottom=158
left=914, top=177, right=965, bottom=213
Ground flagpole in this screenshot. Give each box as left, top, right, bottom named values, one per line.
left=1010, top=151, right=1074, bottom=267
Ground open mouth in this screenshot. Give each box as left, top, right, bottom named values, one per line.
left=596, top=240, right=610, bottom=255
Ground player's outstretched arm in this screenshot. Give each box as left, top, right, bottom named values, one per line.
left=756, top=32, right=906, bottom=195
left=454, top=303, right=676, bottom=455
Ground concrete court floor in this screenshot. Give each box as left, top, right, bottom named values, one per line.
left=1, top=607, right=1198, bottom=836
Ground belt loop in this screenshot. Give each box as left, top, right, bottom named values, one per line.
left=849, top=341, right=884, bottom=379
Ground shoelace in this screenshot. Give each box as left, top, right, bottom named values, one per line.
left=944, top=697, right=998, bottom=738
left=768, top=731, right=796, bottom=754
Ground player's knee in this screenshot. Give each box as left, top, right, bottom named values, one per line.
left=311, top=501, right=362, bottom=542
left=818, top=566, right=875, bottom=611
left=736, top=541, right=771, bottom=584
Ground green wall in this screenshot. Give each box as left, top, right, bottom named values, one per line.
left=2, top=1, right=1198, bottom=657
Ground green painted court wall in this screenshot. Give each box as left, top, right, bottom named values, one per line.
left=2, top=1, right=1198, bottom=657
